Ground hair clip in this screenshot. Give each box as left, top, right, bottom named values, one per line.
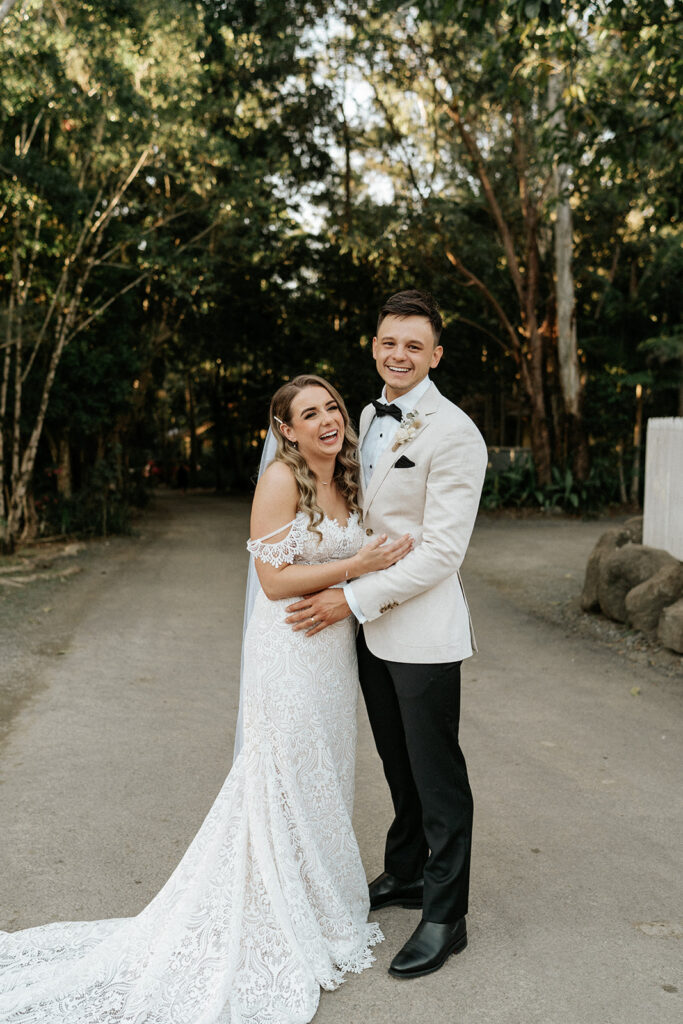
left=273, top=415, right=284, bottom=426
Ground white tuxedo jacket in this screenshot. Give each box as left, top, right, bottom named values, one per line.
left=352, top=382, right=487, bottom=663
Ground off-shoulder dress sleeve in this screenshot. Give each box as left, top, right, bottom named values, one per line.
left=246, top=516, right=307, bottom=568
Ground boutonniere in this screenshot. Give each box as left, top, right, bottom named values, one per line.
left=392, top=410, right=422, bottom=451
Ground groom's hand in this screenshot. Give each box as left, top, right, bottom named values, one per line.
left=285, top=588, right=351, bottom=636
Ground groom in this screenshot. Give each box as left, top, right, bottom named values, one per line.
left=286, top=289, right=487, bottom=978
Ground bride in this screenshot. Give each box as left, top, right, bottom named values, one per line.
left=0, top=374, right=412, bottom=1024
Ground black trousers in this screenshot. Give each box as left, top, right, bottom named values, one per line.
left=357, top=626, right=473, bottom=923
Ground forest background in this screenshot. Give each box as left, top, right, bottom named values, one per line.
left=0, top=0, right=681, bottom=550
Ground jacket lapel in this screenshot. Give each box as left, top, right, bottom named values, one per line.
left=363, top=382, right=441, bottom=514
left=357, top=404, right=374, bottom=505
left=358, top=403, right=374, bottom=449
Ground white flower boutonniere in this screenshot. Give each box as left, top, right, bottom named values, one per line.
left=392, top=410, right=422, bottom=451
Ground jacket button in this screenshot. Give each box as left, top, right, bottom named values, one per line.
left=366, top=527, right=373, bottom=536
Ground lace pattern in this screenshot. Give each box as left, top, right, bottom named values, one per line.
left=0, top=510, right=379, bottom=1024
left=246, top=513, right=359, bottom=569
left=246, top=516, right=305, bottom=568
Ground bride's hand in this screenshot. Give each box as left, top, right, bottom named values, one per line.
left=352, top=533, right=413, bottom=575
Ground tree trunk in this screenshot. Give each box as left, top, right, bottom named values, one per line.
left=616, top=443, right=628, bottom=504
left=630, top=385, right=643, bottom=506
left=483, top=392, right=494, bottom=443
left=528, top=390, right=552, bottom=486
left=499, top=388, right=506, bottom=446
left=548, top=66, right=588, bottom=480
left=525, top=311, right=552, bottom=485
left=185, top=372, right=199, bottom=487
left=440, top=86, right=558, bottom=485
left=342, top=107, right=352, bottom=235
left=443, top=247, right=553, bottom=482
left=57, top=436, right=73, bottom=498
left=20, top=489, right=39, bottom=543
left=212, top=366, right=225, bottom=492
left=5, top=310, right=73, bottom=544
left=10, top=232, right=23, bottom=492
left=0, top=274, right=14, bottom=539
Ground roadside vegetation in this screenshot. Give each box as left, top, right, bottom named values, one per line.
left=1, top=0, right=680, bottom=548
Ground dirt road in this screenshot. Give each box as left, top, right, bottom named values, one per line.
left=1, top=492, right=681, bottom=1023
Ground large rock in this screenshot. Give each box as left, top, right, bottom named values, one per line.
left=657, top=599, right=683, bottom=654
left=625, top=563, right=683, bottom=632
left=581, top=519, right=644, bottom=612
left=597, top=545, right=678, bottom=623
left=623, top=515, right=643, bottom=544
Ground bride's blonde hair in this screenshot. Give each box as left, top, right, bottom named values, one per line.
left=270, top=374, right=361, bottom=538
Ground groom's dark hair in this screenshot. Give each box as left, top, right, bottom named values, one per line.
left=377, top=289, right=443, bottom=345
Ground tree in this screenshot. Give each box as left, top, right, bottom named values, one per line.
left=3, top=0, right=679, bottom=534
left=0, top=1, right=212, bottom=545
left=1, top=0, right=333, bottom=545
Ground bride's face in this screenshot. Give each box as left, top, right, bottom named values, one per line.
left=282, top=386, right=345, bottom=462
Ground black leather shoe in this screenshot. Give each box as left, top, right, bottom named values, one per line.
left=368, top=872, right=424, bottom=911
left=388, top=918, right=467, bottom=978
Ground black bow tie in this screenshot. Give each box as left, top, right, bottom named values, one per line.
left=372, top=400, right=403, bottom=422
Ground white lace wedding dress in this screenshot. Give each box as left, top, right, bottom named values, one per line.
left=0, top=511, right=381, bottom=1024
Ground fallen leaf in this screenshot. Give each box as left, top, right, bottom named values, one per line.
left=634, top=921, right=683, bottom=938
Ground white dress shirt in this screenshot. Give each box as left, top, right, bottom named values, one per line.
left=344, top=376, right=431, bottom=622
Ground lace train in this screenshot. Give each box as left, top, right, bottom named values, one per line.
left=0, top=740, right=381, bottom=1023
left=0, top=512, right=381, bottom=1023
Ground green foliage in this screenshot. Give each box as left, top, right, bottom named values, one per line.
left=507, top=0, right=564, bottom=23
left=36, top=451, right=149, bottom=538
left=0, top=0, right=337, bottom=535
left=39, top=489, right=132, bottom=538
left=482, top=457, right=622, bottom=514
left=1, top=0, right=681, bottom=536
left=386, top=0, right=565, bottom=24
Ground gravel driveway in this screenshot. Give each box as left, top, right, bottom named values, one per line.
left=0, top=491, right=680, bottom=1023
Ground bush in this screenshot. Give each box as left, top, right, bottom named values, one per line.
left=38, top=488, right=133, bottom=538
left=36, top=457, right=150, bottom=538
left=481, top=459, right=621, bottom=514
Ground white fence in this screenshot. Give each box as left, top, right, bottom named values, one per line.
left=642, top=417, right=683, bottom=559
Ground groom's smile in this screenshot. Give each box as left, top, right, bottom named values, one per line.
left=373, top=314, right=443, bottom=401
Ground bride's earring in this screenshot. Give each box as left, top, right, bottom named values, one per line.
left=276, top=416, right=297, bottom=448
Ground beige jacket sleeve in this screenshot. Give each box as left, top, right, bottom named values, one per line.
left=350, top=425, right=487, bottom=622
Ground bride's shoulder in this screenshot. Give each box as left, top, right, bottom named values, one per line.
left=251, top=460, right=300, bottom=539
left=256, top=459, right=298, bottom=499
left=261, top=458, right=294, bottom=482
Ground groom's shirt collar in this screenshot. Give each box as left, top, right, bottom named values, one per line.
left=362, top=374, right=431, bottom=485
left=378, top=375, right=431, bottom=415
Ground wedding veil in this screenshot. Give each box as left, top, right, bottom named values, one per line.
left=233, top=426, right=279, bottom=760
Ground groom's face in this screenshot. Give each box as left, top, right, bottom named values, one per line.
left=372, top=315, right=443, bottom=401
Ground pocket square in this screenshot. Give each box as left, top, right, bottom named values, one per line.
left=394, top=455, right=415, bottom=469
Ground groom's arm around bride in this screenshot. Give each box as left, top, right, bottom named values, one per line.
left=346, top=384, right=486, bottom=663
left=286, top=291, right=487, bottom=656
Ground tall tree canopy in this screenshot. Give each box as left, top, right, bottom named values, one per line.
left=1, top=0, right=680, bottom=546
